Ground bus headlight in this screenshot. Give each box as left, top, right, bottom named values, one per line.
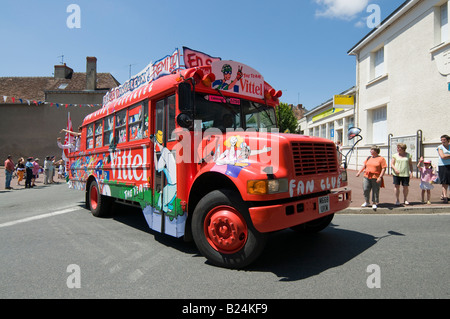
left=247, top=179, right=288, bottom=195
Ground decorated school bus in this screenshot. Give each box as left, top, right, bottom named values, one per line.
left=67, top=48, right=355, bottom=268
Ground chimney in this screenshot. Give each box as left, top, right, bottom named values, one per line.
left=54, top=63, right=73, bottom=79
left=86, top=57, right=97, bottom=91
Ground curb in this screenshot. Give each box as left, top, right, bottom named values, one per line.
left=338, top=206, right=450, bottom=214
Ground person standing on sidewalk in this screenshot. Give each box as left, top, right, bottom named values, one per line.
left=437, top=134, right=450, bottom=204
left=356, top=146, right=387, bottom=210
left=25, top=157, right=34, bottom=188
left=4, top=155, right=15, bottom=190
left=417, top=157, right=436, bottom=205
left=16, top=157, right=25, bottom=186
left=43, top=156, right=50, bottom=185
left=391, top=143, right=413, bottom=206
left=31, top=158, right=41, bottom=187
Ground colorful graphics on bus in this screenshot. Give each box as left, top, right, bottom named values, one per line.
left=68, top=144, right=185, bottom=238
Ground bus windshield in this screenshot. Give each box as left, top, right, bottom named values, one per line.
left=194, top=93, right=277, bottom=132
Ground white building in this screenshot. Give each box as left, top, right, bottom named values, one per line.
left=300, top=0, right=449, bottom=172
left=347, top=0, right=450, bottom=172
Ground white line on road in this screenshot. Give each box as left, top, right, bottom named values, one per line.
left=0, top=207, right=80, bottom=228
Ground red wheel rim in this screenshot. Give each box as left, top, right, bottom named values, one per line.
left=90, top=185, right=98, bottom=211
left=204, top=206, right=248, bottom=254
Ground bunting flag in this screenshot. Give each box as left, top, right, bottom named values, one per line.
left=0, top=94, right=103, bottom=108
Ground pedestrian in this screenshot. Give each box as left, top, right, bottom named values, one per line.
left=49, top=156, right=55, bottom=184
left=4, top=155, right=15, bottom=190
left=391, top=143, right=413, bottom=206
left=32, top=158, right=41, bottom=187
left=356, top=145, right=387, bottom=210
left=436, top=134, right=450, bottom=204
left=16, top=157, right=25, bottom=186
left=43, top=156, right=50, bottom=185
left=336, top=140, right=343, bottom=164
left=417, top=157, right=436, bottom=205
left=60, top=126, right=82, bottom=152
left=58, top=160, right=65, bottom=179
left=25, top=157, right=34, bottom=188
left=57, top=137, right=76, bottom=153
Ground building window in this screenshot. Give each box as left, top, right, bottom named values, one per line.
left=372, top=107, right=387, bottom=144
left=373, top=47, right=385, bottom=79
left=441, top=3, right=448, bottom=43
left=321, top=124, right=327, bottom=138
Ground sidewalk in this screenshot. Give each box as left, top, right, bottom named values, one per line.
left=342, top=169, right=450, bottom=214
left=1, top=166, right=449, bottom=214
left=0, top=166, right=57, bottom=192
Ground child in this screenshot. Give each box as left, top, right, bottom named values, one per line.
left=417, top=157, right=436, bottom=204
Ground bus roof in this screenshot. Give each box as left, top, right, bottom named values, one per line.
left=82, top=63, right=282, bottom=126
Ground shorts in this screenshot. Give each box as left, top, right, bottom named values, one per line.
left=393, top=175, right=410, bottom=186
left=420, top=181, right=434, bottom=190
left=438, top=165, right=450, bottom=185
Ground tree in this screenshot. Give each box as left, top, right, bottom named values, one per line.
left=276, top=102, right=298, bottom=133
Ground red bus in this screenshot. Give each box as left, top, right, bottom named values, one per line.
left=67, top=55, right=355, bottom=269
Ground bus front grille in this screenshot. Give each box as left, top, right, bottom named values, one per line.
left=291, top=142, right=338, bottom=176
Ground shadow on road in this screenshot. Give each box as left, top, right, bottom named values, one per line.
left=248, top=224, right=405, bottom=281
left=86, top=202, right=405, bottom=280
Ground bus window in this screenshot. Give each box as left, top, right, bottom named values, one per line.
left=128, top=103, right=144, bottom=141
left=142, top=103, right=149, bottom=139
left=168, top=95, right=176, bottom=141
left=87, top=124, right=94, bottom=149
left=115, top=109, right=127, bottom=144
left=103, top=115, right=114, bottom=146
left=95, top=120, right=103, bottom=148
left=194, top=93, right=241, bottom=132
left=155, top=100, right=164, bottom=140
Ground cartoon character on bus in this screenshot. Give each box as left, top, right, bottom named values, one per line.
left=212, top=135, right=271, bottom=178
left=212, top=64, right=243, bottom=93
left=153, top=130, right=177, bottom=213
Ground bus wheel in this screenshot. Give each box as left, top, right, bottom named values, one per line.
left=88, top=181, right=112, bottom=217
left=192, top=189, right=267, bottom=269
left=290, top=214, right=334, bottom=233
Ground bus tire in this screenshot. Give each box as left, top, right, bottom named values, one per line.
left=290, top=213, right=334, bottom=233
left=88, top=180, right=112, bottom=217
left=192, top=189, right=267, bottom=269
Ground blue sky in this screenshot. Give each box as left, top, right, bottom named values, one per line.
left=0, top=0, right=406, bottom=110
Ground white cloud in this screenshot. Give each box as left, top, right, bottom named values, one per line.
left=314, top=0, right=370, bottom=20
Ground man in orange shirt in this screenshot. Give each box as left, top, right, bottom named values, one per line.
left=356, top=146, right=387, bottom=210
left=4, top=155, right=15, bottom=190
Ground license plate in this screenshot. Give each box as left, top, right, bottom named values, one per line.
left=318, top=195, right=330, bottom=214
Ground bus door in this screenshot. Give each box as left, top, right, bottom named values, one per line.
left=149, top=95, right=185, bottom=237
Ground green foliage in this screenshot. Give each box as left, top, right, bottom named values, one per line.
left=276, top=102, right=298, bottom=134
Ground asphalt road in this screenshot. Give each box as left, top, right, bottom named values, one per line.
left=1, top=183, right=449, bottom=299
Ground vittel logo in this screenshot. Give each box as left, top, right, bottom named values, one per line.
left=109, top=146, right=148, bottom=181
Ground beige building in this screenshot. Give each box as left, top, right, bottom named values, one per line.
left=0, top=57, right=119, bottom=162
left=348, top=0, right=450, bottom=171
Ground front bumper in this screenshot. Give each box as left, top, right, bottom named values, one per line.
left=248, top=188, right=351, bottom=233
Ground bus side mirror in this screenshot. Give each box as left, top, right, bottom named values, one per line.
left=342, top=127, right=363, bottom=169
left=178, top=82, right=193, bottom=112
left=348, top=127, right=362, bottom=140
left=176, top=113, right=194, bottom=129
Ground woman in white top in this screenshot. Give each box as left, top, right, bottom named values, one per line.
left=437, top=135, right=450, bottom=204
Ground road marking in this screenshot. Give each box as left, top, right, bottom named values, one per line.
left=0, top=207, right=80, bottom=228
